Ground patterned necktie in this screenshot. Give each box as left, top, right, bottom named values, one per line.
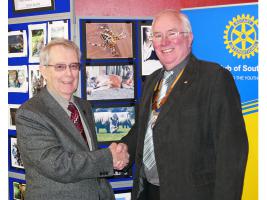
left=68, top=102, right=88, bottom=146
left=143, top=70, right=173, bottom=170
left=157, top=70, right=173, bottom=107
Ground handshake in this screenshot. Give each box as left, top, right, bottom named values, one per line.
left=109, top=142, right=129, bottom=170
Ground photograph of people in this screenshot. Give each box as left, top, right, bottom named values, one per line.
left=141, top=26, right=162, bottom=76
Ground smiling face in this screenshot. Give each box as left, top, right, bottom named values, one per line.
left=40, top=45, right=79, bottom=100
left=152, top=12, right=193, bottom=70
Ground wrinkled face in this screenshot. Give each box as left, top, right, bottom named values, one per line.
left=152, top=13, right=193, bottom=70
left=40, top=45, right=79, bottom=100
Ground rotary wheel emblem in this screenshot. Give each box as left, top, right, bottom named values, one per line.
left=224, top=14, right=258, bottom=59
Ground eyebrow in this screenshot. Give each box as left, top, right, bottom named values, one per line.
left=153, top=28, right=179, bottom=34
left=168, top=28, right=179, bottom=32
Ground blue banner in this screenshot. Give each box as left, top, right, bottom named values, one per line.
left=184, top=4, right=258, bottom=104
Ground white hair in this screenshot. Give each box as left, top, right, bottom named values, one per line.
left=152, top=9, right=192, bottom=33
left=39, top=38, right=81, bottom=66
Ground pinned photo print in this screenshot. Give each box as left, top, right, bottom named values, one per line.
left=13, top=180, right=26, bottom=200
left=29, top=65, right=46, bottom=98
left=8, top=65, right=28, bottom=93
left=8, top=104, right=20, bottom=130
left=92, top=105, right=135, bottom=142
left=86, top=65, right=134, bottom=101
left=48, top=20, right=69, bottom=42
left=28, top=23, right=47, bottom=63
left=10, top=136, right=24, bottom=169
left=141, top=25, right=162, bottom=76
left=8, top=30, right=27, bottom=57
left=114, top=190, right=131, bottom=200
left=13, top=0, right=54, bottom=13
left=85, top=22, right=133, bottom=59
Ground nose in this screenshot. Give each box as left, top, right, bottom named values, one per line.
left=64, top=65, right=72, bottom=76
left=160, top=36, right=171, bottom=46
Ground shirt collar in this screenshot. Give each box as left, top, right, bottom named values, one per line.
left=163, top=53, right=191, bottom=77
left=47, top=87, right=74, bottom=111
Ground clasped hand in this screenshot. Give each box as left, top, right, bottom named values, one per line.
left=109, top=142, right=129, bottom=170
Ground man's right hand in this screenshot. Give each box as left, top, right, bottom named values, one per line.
left=108, top=142, right=129, bottom=170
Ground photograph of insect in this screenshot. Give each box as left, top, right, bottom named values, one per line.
left=85, top=22, right=133, bottom=59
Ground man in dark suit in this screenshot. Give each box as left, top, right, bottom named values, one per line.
left=122, top=9, right=248, bottom=200
left=16, top=39, right=129, bottom=200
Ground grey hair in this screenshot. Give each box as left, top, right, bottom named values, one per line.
left=39, top=39, right=81, bottom=66
left=152, top=9, right=192, bottom=33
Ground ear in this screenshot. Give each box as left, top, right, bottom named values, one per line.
left=39, top=65, right=47, bottom=80
left=188, top=32, right=194, bottom=46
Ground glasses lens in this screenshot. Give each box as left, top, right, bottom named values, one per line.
left=153, top=33, right=162, bottom=41
left=54, top=64, right=66, bottom=71
left=167, top=31, right=178, bottom=39
left=69, top=63, right=80, bottom=70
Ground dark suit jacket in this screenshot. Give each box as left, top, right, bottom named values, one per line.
left=123, top=55, right=248, bottom=200
left=16, top=88, right=115, bottom=200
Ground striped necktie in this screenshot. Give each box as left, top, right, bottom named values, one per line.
left=157, top=71, right=173, bottom=107
left=68, top=102, right=89, bottom=147
left=143, top=70, right=173, bottom=170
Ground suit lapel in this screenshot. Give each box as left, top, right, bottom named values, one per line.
left=74, top=98, right=98, bottom=150
left=154, top=56, right=198, bottom=127
left=40, top=88, right=89, bottom=149
left=140, top=71, right=162, bottom=138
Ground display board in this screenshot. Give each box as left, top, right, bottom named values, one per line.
left=8, top=1, right=257, bottom=199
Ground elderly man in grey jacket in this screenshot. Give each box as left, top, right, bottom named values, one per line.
left=16, top=39, right=129, bottom=200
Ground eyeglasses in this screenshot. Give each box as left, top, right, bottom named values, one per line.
left=152, top=30, right=189, bottom=42
left=46, top=63, right=81, bottom=72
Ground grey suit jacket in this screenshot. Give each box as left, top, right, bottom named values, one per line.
left=16, top=88, right=115, bottom=200
left=123, top=54, right=248, bottom=200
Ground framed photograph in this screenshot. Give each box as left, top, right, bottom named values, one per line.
left=28, top=23, right=47, bottom=63
left=92, top=104, right=135, bottom=143
left=48, top=20, right=69, bottom=42
left=140, top=22, right=162, bottom=76
left=9, top=178, right=26, bottom=200
left=114, top=190, right=131, bottom=200
left=9, top=136, right=24, bottom=170
left=29, top=65, right=46, bottom=98
left=8, top=104, right=20, bottom=130
left=8, top=65, right=28, bottom=93
left=8, top=30, right=27, bottom=57
left=13, top=0, right=54, bottom=13
left=85, top=64, right=135, bottom=101
left=84, top=21, right=133, bottom=59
